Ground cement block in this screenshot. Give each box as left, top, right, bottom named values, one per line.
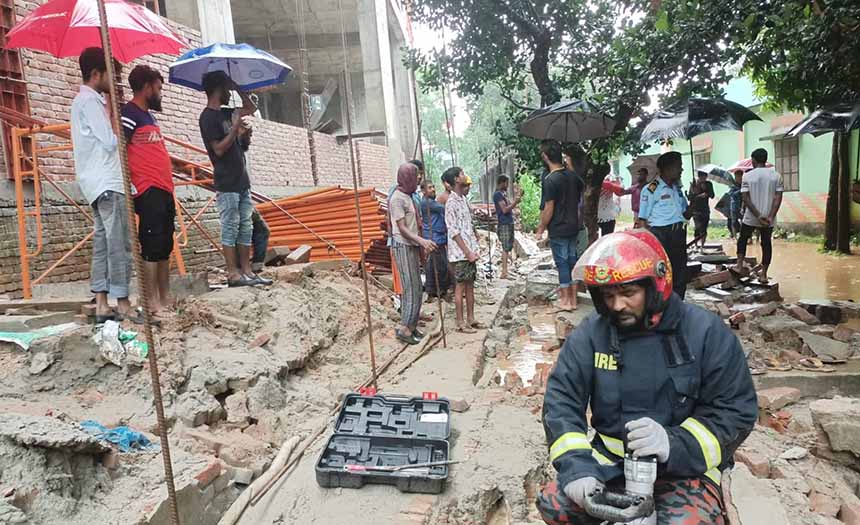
left=731, top=463, right=791, bottom=525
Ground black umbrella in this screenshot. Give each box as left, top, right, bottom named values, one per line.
left=786, top=103, right=860, bottom=137
left=519, top=99, right=617, bottom=143
left=641, top=97, right=763, bottom=171
left=788, top=103, right=860, bottom=189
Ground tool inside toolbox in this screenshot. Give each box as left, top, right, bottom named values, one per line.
left=321, top=436, right=449, bottom=475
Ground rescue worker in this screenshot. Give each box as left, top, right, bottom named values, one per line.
left=537, top=230, right=757, bottom=525
left=636, top=152, right=691, bottom=299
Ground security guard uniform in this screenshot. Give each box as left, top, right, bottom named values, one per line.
left=536, top=230, right=758, bottom=525
left=639, top=177, right=689, bottom=298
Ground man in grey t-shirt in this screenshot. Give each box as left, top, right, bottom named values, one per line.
left=735, top=148, right=784, bottom=284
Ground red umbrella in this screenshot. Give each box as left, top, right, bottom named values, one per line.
left=728, top=158, right=775, bottom=172
left=4, top=0, right=186, bottom=63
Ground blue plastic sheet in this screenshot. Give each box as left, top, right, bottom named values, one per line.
left=79, top=420, right=157, bottom=453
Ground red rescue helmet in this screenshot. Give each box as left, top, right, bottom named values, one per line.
left=572, top=229, right=673, bottom=320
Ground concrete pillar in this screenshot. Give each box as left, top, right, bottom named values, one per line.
left=196, top=0, right=236, bottom=45
left=164, top=0, right=235, bottom=45
left=358, top=0, right=403, bottom=174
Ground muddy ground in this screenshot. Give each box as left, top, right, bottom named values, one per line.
left=2, top=232, right=860, bottom=525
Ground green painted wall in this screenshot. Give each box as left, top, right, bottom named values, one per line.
left=616, top=103, right=860, bottom=224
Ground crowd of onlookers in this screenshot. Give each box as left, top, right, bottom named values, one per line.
left=71, top=48, right=273, bottom=324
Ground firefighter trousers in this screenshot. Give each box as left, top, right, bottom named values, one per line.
left=537, top=478, right=724, bottom=525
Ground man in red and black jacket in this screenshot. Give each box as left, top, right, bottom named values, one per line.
left=121, top=65, right=175, bottom=314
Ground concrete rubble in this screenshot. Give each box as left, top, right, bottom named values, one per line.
left=0, top=231, right=858, bottom=525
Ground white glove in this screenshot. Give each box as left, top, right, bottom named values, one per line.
left=626, top=417, right=670, bottom=463
left=563, top=477, right=603, bottom=508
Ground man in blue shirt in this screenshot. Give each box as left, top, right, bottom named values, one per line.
left=420, top=180, right=449, bottom=298
left=493, top=175, right=521, bottom=279
left=637, top=151, right=691, bottom=298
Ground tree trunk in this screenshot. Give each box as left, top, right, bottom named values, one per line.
left=530, top=33, right=560, bottom=107
left=825, top=132, right=853, bottom=253
left=837, top=132, right=852, bottom=253
left=824, top=133, right=840, bottom=251
left=584, top=162, right=611, bottom=245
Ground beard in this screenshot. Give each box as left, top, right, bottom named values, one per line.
left=609, top=310, right=646, bottom=332
left=148, top=95, right=163, bottom=112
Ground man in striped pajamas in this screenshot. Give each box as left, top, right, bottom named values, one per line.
left=390, top=163, right=437, bottom=345
left=538, top=230, right=757, bottom=524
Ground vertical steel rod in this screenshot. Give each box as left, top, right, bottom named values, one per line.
left=338, top=0, right=378, bottom=387
left=94, top=2, right=180, bottom=523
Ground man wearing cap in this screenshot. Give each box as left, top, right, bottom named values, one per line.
left=445, top=170, right=484, bottom=333
left=637, top=152, right=690, bottom=299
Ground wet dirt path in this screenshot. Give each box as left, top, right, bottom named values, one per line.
left=238, top=282, right=534, bottom=525
left=723, top=240, right=860, bottom=302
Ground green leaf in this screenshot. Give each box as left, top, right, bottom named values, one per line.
left=744, top=13, right=757, bottom=28
left=804, top=4, right=811, bottom=18
left=655, top=10, right=670, bottom=31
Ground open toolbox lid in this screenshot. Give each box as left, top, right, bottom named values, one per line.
left=334, top=393, right=451, bottom=440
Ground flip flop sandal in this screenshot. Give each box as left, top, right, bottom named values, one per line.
left=228, top=275, right=256, bottom=288
left=470, top=321, right=488, bottom=329
left=94, top=314, right=116, bottom=324
left=413, top=329, right=426, bottom=339
left=395, top=331, right=421, bottom=345
left=117, top=308, right=161, bottom=327
left=795, top=357, right=835, bottom=372
left=763, top=357, right=792, bottom=372
left=456, top=326, right=478, bottom=334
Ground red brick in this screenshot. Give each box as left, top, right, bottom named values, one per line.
left=810, top=492, right=840, bottom=517
left=833, top=325, right=857, bottom=343
left=734, top=449, right=770, bottom=478
left=194, top=460, right=222, bottom=489
left=840, top=502, right=860, bottom=525
left=757, top=387, right=801, bottom=410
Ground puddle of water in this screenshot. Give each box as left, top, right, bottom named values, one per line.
left=496, top=310, right=559, bottom=386
left=725, top=240, right=860, bottom=303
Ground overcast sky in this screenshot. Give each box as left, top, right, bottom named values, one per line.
left=411, top=22, right=471, bottom=134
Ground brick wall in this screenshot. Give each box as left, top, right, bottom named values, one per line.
left=0, top=0, right=392, bottom=298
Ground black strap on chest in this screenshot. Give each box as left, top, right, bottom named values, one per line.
left=608, top=324, right=623, bottom=370
left=661, top=332, right=695, bottom=367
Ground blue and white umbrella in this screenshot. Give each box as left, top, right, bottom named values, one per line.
left=168, top=42, right=292, bottom=92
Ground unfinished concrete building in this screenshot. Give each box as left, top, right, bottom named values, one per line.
left=165, top=0, right=419, bottom=173
left=0, top=0, right=419, bottom=299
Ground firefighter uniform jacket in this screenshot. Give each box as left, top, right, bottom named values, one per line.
left=542, top=294, right=758, bottom=491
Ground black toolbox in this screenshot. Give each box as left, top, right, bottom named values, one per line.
left=315, top=393, right=452, bottom=494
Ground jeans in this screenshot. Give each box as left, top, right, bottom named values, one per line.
left=549, top=236, right=578, bottom=289
left=251, top=209, right=270, bottom=264
left=738, top=223, right=774, bottom=267
left=217, top=189, right=253, bottom=247
left=91, top=190, right=132, bottom=298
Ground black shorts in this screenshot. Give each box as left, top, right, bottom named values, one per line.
left=692, top=213, right=710, bottom=237
left=134, top=187, right=176, bottom=262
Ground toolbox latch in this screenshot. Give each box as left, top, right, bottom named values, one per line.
left=422, top=391, right=438, bottom=400
left=358, top=387, right=378, bottom=396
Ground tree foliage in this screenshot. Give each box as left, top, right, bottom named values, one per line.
left=410, top=0, right=746, bottom=239
left=713, top=0, right=860, bottom=253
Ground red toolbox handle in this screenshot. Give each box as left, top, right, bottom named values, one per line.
left=358, top=387, right=378, bottom=396
left=422, top=391, right=438, bottom=400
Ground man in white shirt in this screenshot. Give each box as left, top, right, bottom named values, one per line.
left=71, top=48, right=133, bottom=323
left=734, top=148, right=784, bottom=284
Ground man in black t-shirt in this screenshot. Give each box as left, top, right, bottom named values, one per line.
left=536, top=140, right=584, bottom=311
left=199, top=71, right=271, bottom=287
